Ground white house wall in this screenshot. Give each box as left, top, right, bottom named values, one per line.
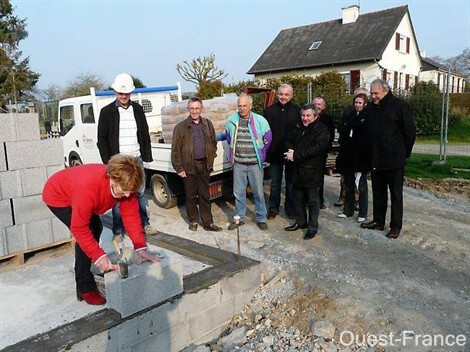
left=379, top=12, right=421, bottom=89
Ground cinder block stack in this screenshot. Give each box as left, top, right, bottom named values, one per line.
left=161, top=94, right=238, bottom=143
left=0, top=113, right=70, bottom=258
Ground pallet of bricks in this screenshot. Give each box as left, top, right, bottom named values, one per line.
left=0, top=113, right=73, bottom=272
left=161, top=94, right=238, bottom=143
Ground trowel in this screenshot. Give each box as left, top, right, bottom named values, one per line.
left=112, top=239, right=129, bottom=278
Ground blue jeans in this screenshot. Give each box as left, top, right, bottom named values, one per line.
left=112, top=182, right=149, bottom=234
left=233, top=162, right=267, bottom=223
left=268, top=163, right=294, bottom=214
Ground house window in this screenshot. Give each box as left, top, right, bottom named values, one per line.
left=309, top=41, right=322, bottom=50
left=341, top=73, right=351, bottom=93
left=395, top=33, right=410, bottom=54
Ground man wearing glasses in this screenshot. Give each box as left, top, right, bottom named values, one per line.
left=98, top=73, right=156, bottom=240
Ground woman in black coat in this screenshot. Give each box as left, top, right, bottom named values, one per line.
left=336, top=93, right=371, bottom=222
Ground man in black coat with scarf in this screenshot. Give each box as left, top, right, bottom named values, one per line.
left=284, top=103, right=330, bottom=240
left=264, top=84, right=301, bottom=220
left=361, top=79, right=416, bottom=239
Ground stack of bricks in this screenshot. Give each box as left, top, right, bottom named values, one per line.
left=0, top=113, right=70, bottom=259
left=161, top=94, right=238, bottom=143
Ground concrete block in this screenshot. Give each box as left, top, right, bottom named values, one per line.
left=177, top=283, right=221, bottom=321
left=0, top=199, right=13, bottom=228
left=14, top=113, right=41, bottom=141
left=12, top=195, right=52, bottom=225
left=26, top=218, right=53, bottom=249
left=22, top=167, right=48, bottom=196
left=0, top=114, right=15, bottom=142
left=0, top=113, right=40, bottom=142
left=0, top=143, right=6, bottom=172
left=0, top=170, right=22, bottom=199
left=51, top=217, right=71, bottom=242
left=219, top=266, right=262, bottom=300
left=5, top=139, right=63, bottom=170
left=0, top=228, right=6, bottom=257
left=5, top=224, right=28, bottom=253
left=47, top=164, right=64, bottom=179
left=105, top=254, right=183, bottom=318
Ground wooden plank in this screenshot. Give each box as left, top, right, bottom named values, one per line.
left=0, top=238, right=75, bottom=274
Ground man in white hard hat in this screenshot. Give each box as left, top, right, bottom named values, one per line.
left=97, top=73, right=157, bottom=239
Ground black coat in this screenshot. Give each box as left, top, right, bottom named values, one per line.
left=285, top=119, right=330, bottom=188
left=336, top=109, right=371, bottom=173
left=319, top=111, right=335, bottom=151
left=97, top=100, right=153, bottom=163
left=368, top=91, right=416, bottom=171
left=264, top=101, right=301, bottom=164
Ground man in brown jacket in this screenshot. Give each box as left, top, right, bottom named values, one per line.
left=171, top=97, right=222, bottom=232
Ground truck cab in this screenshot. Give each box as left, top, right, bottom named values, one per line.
left=59, top=85, right=182, bottom=167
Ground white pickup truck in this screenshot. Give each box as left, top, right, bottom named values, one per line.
left=58, top=84, right=233, bottom=209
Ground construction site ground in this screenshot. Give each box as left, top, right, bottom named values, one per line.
left=152, top=175, right=469, bottom=351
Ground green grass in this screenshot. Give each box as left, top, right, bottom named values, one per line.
left=405, top=153, right=470, bottom=179
left=416, top=117, right=470, bottom=143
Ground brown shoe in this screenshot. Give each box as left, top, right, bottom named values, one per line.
left=386, top=228, right=400, bottom=239
left=319, top=204, right=327, bottom=210
left=360, top=221, right=385, bottom=231
left=267, top=210, right=277, bottom=220
left=188, top=222, right=198, bottom=231
left=203, top=223, right=222, bottom=232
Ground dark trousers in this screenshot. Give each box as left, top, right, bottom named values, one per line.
left=319, top=153, right=328, bottom=205
left=268, top=162, right=294, bottom=214
left=47, top=206, right=102, bottom=293
left=293, top=186, right=320, bottom=232
left=183, top=159, right=213, bottom=226
left=344, top=172, right=368, bottom=218
left=371, top=168, right=404, bottom=230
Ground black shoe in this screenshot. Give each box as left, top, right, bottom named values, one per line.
left=257, top=222, right=268, bottom=230
left=386, top=228, right=400, bottom=239
left=303, top=230, right=317, bottom=240
left=360, top=221, right=384, bottom=231
left=228, top=220, right=245, bottom=230
left=188, top=222, right=198, bottom=231
left=285, top=223, right=308, bottom=231
left=333, top=198, right=345, bottom=207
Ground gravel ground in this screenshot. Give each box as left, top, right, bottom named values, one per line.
left=149, top=175, right=469, bottom=352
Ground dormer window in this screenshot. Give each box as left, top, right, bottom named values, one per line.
left=309, top=41, right=322, bottom=50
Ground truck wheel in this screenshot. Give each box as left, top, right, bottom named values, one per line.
left=69, top=153, right=83, bottom=167
left=150, top=174, right=177, bottom=209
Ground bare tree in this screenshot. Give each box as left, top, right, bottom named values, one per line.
left=63, top=72, right=105, bottom=98
left=176, top=53, right=227, bottom=86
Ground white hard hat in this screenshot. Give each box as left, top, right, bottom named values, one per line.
left=112, top=73, right=135, bottom=94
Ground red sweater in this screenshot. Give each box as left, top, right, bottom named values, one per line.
left=42, top=164, right=147, bottom=262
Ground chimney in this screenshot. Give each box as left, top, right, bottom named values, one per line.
left=342, top=5, right=359, bottom=24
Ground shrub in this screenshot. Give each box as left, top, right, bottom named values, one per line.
left=407, top=81, right=442, bottom=134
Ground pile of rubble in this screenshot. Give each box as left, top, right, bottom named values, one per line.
left=186, top=272, right=372, bottom=352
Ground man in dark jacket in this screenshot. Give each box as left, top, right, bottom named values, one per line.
left=264, top=84, right=301, bottom=220
left=284, top=103, right=330, bottom=240
left=313, top=96, right=335, bottom=209
left=361, top=79, right=416, bottom=239
left=171, top=97, right=222, bottom=232
left=97, top=73, right=156, bottom=238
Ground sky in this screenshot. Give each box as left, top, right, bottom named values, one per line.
left=11, top=0, right=470, bottom=93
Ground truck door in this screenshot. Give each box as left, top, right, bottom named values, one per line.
left=59, top=104, right=82, bottom=166
left=79, top=103, right=102, bottom=164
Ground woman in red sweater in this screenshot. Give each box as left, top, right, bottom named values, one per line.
left=43, top=154, right=160, bottom=305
